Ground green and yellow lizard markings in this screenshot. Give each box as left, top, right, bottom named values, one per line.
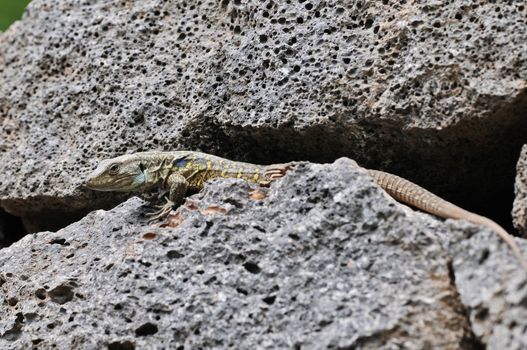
left=85, top=150, right=527, bottom=271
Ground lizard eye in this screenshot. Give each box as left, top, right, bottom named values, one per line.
left=108, top=163, right=120, bottom=175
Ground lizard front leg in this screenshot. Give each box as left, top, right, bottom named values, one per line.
left=147, top=173, right=188, bottom=222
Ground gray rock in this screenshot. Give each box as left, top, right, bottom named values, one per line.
left=1, top=0, right=526, bottom=228
left=513, top=145, right=527, bottom=237
left=444, top=222, right=527, bottom=349
left=1, top=0, right=526, bottom=346
left=1, top=159, right=485, bottom=349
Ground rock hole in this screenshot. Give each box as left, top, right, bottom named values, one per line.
left=48, top=284, right=75, bottom=304
left=243, top=261, right=261, bottom=274
left=288, top=233, right=300, bottom=240
left=167, top=250, right=184, bottom=259
left=139, top=260, right=152, bottom=267
left=262, top=295, right=276, bottom=305
left=35, top=288, right=47, bottom=300
left=135, top=322, right=158, bottom=336
left=478, top=248, right=490, bottom=264
left=236, top=287, right=248, bottom=295
left=108, top=340, right=136, bottom=350
left=474, top=307, right=489, bottom=321
left=48, top=238, right=69, bottom=245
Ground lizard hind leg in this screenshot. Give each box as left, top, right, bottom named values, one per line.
left=146, top=197, right=176, bottom=223
left=263, top=162, right=294, bottom=181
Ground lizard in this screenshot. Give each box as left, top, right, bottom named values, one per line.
left=85, top=151, right=527, bottom=271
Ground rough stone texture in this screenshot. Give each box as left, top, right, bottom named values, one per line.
left=2, top=0, right=527, bottom=346
left=446, top=228, right=527, bottom=350
left=0, top=160, right=482, bottom=349
left=513, top=145, right=527, bottom=237
left=2, top=160, right=527, bottom=349
left=1, top=0, right=526, bottom=229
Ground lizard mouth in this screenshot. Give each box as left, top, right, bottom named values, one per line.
left=85, top=179, right=95, bottom=189
left=85, top=175, right=99, bottom=189
left=85, top=172, right=147, bottom=192
left=85, top=177, right=113, bottom=191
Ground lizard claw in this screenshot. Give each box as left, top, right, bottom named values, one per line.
left=146, top=197, right=175, bottom=223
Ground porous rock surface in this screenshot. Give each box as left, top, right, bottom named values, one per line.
left=1, top=0, right=526, bottom=226
left=447, top=230, right=527, bottom=350
left=513, top=145, right=527, bottom=237
left=1, top=160, right=527, bottom=349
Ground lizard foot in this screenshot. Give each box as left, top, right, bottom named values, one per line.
left=264, top=163, right=293, bottom=181
left=146, top=197, right=175, bottom=223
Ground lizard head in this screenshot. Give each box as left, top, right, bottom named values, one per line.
left=86, top=154, right=147, bottom=192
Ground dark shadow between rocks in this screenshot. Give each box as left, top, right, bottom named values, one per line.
left=181, top=90, right=527, bottom=234
left=0, top=209, right=27, bottom=248
left=20, top=209, right=95, bottom=234
left=1, top=191, right=130, bottom=234
left=2, top=91, right=525, bottom=239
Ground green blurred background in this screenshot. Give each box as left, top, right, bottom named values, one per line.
left=0, top=0, right=32, bottom=31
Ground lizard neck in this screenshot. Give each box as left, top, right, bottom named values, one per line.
left=141, top=154, right=176, bottom=190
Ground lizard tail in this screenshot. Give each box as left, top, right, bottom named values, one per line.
left=367, top=169, right=527, bottom=272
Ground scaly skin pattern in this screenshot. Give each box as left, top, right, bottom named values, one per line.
left=86, top=151, right=527, bottom=271
left=368, top=169, right=527, bottom=271
left=85, top=151, right=287, bottom=203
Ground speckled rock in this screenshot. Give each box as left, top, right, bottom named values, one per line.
left=2, top=160, right=526, bottom=349
left=444, top=222, right=527, bottom=349
left=0, top=160, right=482, bottom=349
left=1, top=0, right=526, bottom=230
left=513, top=145, right=527, bottom=237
